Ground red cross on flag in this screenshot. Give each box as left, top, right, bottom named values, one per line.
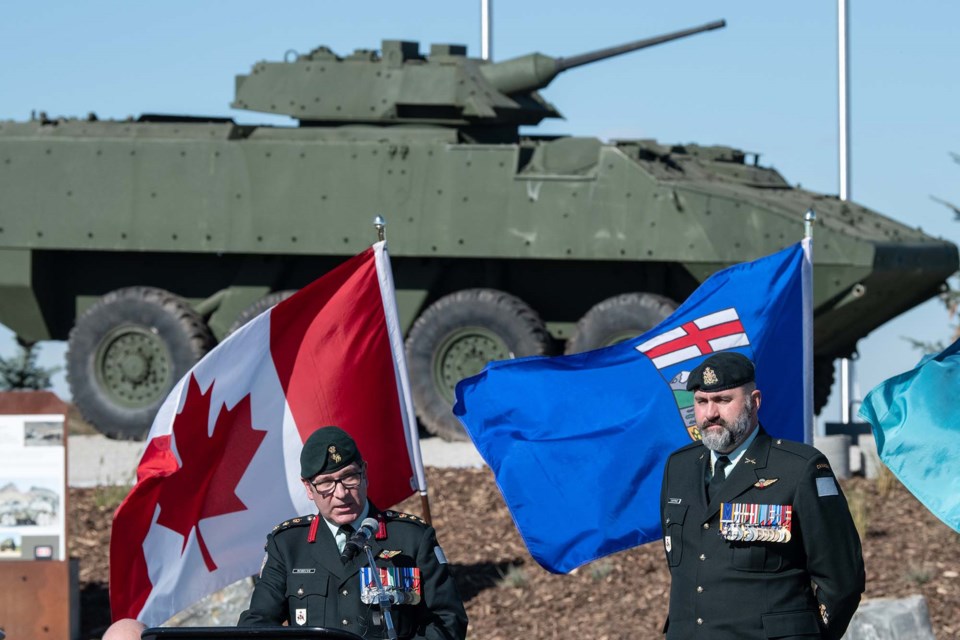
left=635, top=308, right=749, bottom=369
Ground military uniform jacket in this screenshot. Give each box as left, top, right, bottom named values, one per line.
left=660, top=428, right=865, bottom=640
left=238, top=504, right=467, bottom=639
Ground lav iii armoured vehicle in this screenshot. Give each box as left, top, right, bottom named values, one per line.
left=0, top=21, right=955, bottom=441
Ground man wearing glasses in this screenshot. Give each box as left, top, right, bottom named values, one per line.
left=238, top=425, right=468, bottom=639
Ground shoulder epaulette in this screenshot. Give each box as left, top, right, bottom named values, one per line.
left=771, top=437, right=819, bottom=460
left=272, top=514, right=316, bottom=535
left=382, top=510, right=427, bottom=526
left=674, top=440, right=705, bottom=455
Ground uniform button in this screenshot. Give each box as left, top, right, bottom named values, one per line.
left=342, top=619, right=349, bottom=626
left=342, top=589, right=349, bottom=596
left=699, top=554, right=706, bottom=561
left=697, top=586, right=703, bottom=593
left=697, top=618, right=704, bottom=625
left=702, top=523, right=709, bottom=529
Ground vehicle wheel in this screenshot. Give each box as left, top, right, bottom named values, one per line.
left=66, top=287, right=215, bottom=441
left=813, top=356, right=835, bottom=416
left=565, top=292, right=678, bottom=354
left=406, top=288, right=552, bottom=441
left=226, top=290, right=297, bottom=335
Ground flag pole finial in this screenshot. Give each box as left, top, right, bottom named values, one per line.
left=804, top=208, right=817, bottom=239
left=374, top=215, right=386, bottom=242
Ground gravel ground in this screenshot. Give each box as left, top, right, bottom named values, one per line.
left=71, top=467, right=960, bottom=639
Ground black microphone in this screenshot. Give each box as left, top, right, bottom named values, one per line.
left=340, top=517, right=379, bottom=563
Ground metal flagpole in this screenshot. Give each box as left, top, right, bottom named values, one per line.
left=837, top=0, right=856, bottom=426
left=803, top=209, right=816, bottom=444
left=481, top=0, right=493, bottom=61
left=372, top=216, right=433, bottom=524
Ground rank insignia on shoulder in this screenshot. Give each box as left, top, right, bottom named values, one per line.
left=817, top=462, right=831, bottom=470
left=668, top=498, right=682, bottom=504
left=753, top=478, right=778, bottom=489
left=387, top=510, right=426, bottom=525
left=379, top=550, right=402, bottom=559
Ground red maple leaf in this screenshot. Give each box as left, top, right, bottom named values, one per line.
left=155, top=374, right=266, bottom=571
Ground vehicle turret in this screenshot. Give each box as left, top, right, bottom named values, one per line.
left=231, top=20, right=725, bottom=128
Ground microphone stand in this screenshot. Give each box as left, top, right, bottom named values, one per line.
left=362, top=542, right=398, bottom=640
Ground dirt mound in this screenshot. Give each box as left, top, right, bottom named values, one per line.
left=70, top=469, right=960, bottom=639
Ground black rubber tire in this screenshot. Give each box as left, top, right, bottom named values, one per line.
left=565, top=292, right=678, bottom=354
left=813, top=356, right=836, bottom=416
left=226, top=290, right=297, bottom=336
left=66, top=287, right=215, bottom=441
left=405, top=288, right=552, bottom=441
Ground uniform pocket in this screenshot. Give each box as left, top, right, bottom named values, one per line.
left=731, top=542, right=784, bottom=572
left=663, top=504, right=687, bottom=567
left=285, top=572, right=330, bottom=626
left=760, top=610, right=821, bottom=637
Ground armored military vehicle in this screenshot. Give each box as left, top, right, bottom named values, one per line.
left=0, top=21, right=955, bottom=441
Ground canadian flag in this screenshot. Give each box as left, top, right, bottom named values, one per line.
left=109, top=242, right=426, bottom=626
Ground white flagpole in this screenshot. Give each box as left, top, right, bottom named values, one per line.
left=803, top=210, right=816, bottom=444
left=371, top=226, right=431, bottom=521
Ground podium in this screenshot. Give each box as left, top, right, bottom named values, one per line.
left=142, top=628, right=363, bottom=640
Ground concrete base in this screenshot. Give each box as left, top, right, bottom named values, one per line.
left=844, top=594, right=935, bottom=639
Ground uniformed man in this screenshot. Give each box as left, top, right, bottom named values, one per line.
left=660, top=352, right=865, bottom=639
left=237, top=426, right=468, bottom=639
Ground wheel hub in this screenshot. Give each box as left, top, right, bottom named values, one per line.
left=95, top=326, right=172, bottom=408
left=434, top=328, right=512, bottom=404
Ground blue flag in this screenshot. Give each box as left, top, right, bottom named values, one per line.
left=858, top=339, right=960, bottom=533
left=454, top=242, right=811, bottom=573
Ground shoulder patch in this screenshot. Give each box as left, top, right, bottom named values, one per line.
left=383, top=510, right=427, bottom=526
left=816, top=476, right=839, bottom=497
left=272, top=514, right=316, bottom=535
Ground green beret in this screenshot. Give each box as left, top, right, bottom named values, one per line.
left=300, top=426, right=363, bottom=479
left=686, top=352, right=755, bottom=392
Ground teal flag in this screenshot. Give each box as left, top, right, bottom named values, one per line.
left=858, top=338, right=960, bottom=533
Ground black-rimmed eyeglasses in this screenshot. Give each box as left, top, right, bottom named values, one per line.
left=310, top=471, right=363, bottom=495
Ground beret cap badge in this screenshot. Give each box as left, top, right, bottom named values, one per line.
left=702, top=367, right=719, bottom=386
left=328, top=445, right=342, bottom=464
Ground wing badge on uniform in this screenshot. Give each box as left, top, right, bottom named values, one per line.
left=753, top=478, right=778, bottom=489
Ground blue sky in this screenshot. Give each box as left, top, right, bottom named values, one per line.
left=1, top=1, right=958, bottom=428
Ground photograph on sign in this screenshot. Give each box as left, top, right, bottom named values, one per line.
left=24, top=420, right=64, bottom=447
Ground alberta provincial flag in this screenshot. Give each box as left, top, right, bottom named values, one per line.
left=454, top=241, right=811, bottom=573
left=109, top=242, right=426, bottom=625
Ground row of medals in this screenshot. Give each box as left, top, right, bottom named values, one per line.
left=721, top=524, right=792, bottom=543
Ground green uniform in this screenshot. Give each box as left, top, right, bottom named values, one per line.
left=238, top=505, right=467, bottom=639
left=660, top=428, right=865, bottom=639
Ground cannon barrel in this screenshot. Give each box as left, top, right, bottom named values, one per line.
left=479, top=19, right=726, bottom=94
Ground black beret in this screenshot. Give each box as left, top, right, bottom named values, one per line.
left=300, top=426, right=363, bottom=478
left=686, top=352, right=756, bottom=392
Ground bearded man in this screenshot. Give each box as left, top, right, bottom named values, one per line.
left=659, top=352, right=865, bottom=640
